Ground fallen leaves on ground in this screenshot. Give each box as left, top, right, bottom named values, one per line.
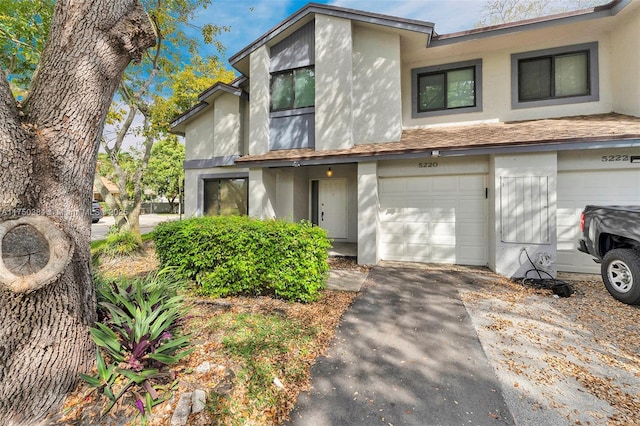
left=327, top=256, right=371, bottom=273
left=460, top=274, right=640, bottom=426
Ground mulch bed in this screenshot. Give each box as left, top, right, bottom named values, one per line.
left=56, top=245, right=359, bottom=425
left=61, top=246, right=640, bottom=425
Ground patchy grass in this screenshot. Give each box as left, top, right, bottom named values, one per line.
left=174, top=289, right=356, bottom=426
left=90, top=232, right=154, bottom=252
left=206, top=312, right=318, bottom=421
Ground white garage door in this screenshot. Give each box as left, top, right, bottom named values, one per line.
left=379, top=174, right=488, bottom=265
left=557, top=169, right=640, bottom=273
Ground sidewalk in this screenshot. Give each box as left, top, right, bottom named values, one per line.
left=91, top=213, right=179, bottom=240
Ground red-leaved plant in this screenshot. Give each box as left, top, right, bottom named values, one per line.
left=82, top=269, right=192, bottom=424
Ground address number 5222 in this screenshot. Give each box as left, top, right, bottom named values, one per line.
left=601, top=155, right=629, bottom=162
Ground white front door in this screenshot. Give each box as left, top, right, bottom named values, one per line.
left=318, top=179, right=347, bottom=239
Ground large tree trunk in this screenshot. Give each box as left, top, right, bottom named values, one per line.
left=0, top=1, right=155, bottom=424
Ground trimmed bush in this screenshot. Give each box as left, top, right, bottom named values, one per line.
left=153, top=216, right=331, bottom=302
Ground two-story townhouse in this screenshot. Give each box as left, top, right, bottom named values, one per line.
left=171, top=0, right=640, bottom=278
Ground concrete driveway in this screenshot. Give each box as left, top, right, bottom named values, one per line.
left=287, top=263, right=513, bottom=426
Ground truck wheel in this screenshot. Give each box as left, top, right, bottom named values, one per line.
left=601, top=249, right=640, bottom=305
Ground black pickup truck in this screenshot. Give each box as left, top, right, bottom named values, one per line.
left=578, top=205, right=640, bottom=305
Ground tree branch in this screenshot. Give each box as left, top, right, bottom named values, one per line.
left=0, top=68, right=33, bottom=212
left=118, top=12, right=163, bottom=118
left=0, top=69, right=19, bottom=140
left=113, top=106, right=138, bottom=155
left=24, top=0, right=155, bottom=142
left=133, top=116, right=154, bottom=200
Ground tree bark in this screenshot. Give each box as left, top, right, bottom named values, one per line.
left=0, top=1, right=155, bottom=424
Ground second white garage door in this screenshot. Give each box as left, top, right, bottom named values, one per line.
left=379, top=174, right=488, bottom=265
left=557, top=168, right=640, bottom=273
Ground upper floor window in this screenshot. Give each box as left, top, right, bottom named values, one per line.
left=271, top=66, right=315, bottom=112
left=511, top=42, right=599, bottom=109
left=411, top=59, right=482, bottom=118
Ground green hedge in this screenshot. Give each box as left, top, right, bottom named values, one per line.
left=153, top=216, right=331, bottom=302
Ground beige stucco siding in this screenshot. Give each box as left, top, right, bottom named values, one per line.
left=249, top=168, right=276, bottom=219
left=249, top=46, right=270, bottom=155
left=185, top=106, right=215, bottom=160
left=213, top=94, right=242, bottom=157
left=273, top=168, right=312, bottom=224
left=315, top=15, right=354, bottom=151
left=402, top=18, right=623, bottom=127
left=357, top=162, right=379, bottom=264
left=184, top=93, right=245, bottom=162
left=352, top=25, right=402, bottom=144
left=184, top=169, right=200, bottom=217
left=611, top=5, right=640, bottom=116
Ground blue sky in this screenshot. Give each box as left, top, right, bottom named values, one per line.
left=192, top=0, right=491, bottom=69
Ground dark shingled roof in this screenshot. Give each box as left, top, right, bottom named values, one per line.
left=234, top=113, right=640, bottom=165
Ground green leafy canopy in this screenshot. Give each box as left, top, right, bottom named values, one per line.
left=0, top=0, right=54, bottom=98
left=145, top=138, right=185, bottom=202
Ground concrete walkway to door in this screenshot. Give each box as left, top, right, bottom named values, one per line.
left=286, top=262, right=514, bottom=426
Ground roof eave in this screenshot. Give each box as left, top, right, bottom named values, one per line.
left=233, top=137, right=640, bottom=168
left=431, top=0, right=629, bottom=47
left=229, top=2, right=434, bottom=75
left=198, top=82, right=248, bottom=103
left=170, top=81, right=249, bottom=135
left=169, top=102, right=209, bottom=136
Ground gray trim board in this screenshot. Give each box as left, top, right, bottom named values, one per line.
left=199, top=82, right=248, bottom=103
left=433, top=138, right=640, bottom=159
left=270, top=106, right=315, bottom=119
left=184, top=156, right=240, bottom=169
left=236, top=139, right=640, bottom=168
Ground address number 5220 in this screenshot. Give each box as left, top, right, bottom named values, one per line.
left=418, top=162, right=438, bottom=168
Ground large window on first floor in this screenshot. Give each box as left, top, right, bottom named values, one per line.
left=411, top=59, right=482, bottom=118
left=511, top=42, right=599, bottom=109
left=203, top=177, right=248, bottom=216
left=271, top=66, right=315, bottom=112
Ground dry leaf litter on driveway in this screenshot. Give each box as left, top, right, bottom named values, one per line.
left=461, top=273, right=640, bottom=426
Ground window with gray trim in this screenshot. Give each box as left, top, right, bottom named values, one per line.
left=412, top=59, right=482, bottom=118
left=203, top=178, right=248, bottom=216
left=512, top=42, right=599, bottom=109
left=270, top=66, right=315, bottom=112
